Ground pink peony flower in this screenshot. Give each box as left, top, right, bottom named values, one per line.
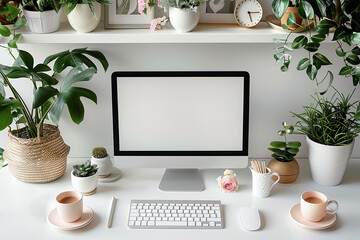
left=217, top=169, right=238, bottom=193
left=157, top=0, right=161, bottom=7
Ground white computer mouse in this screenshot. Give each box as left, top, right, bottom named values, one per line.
left=239, top=207, right=261, bottom=231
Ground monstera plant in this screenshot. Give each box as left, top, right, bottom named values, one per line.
left=272, top=0, right=360, bottom=92
left=0, top=6, right=109, bottom=182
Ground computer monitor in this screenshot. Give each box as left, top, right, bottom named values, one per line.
left=112, top=71, right=250, bottom=191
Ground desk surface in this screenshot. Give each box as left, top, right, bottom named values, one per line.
left=1, top=158, right=359, bottom=240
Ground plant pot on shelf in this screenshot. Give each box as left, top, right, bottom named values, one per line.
left=280, top=7, right=302, bottom=30
left=268, top=158, right=299, bottom=183
left=307, top=137, right=354, bottom=186
left=3, top=124, right=70, bottom=183
left=0, top=0, right=19, bottom=25
left=23, top=8, right=63, bottom=33
left=71, top=170, right=99, bottom=195
left=67, top=3, right=101, bottom=33
left=169, top=7, right=200, bottom=33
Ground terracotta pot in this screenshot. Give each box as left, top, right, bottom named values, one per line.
left=0, top=0, right=19, bottom=25
left=281, top=7, right=302, bottom=30
left=268, top=158, right=299, bottom=183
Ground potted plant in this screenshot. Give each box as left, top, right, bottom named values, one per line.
left=272, top=0, right=360, bottom=91
left=60, top=0, right=111, bottom=33
left=0, top=0, right=20, bottom=26
left=268, top=122, right=301, bottom=183
left=0, top=11, right=109, bottom=182
left=292, top=89, right=360, bottom=186
left=137, top=0, right=204, bottom=32
left=22, top=0, right=63, bottom=33
left=91, top=146, right=113, bottom=177
left=272, top=0, right=301, bottom=30
left=71, top=160, right=99, bottom=195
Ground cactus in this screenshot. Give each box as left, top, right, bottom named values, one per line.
left=92, top=146, right=108, bottom=158
left=73, top=160, right=98, bottom=177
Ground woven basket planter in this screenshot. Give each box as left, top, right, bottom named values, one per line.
left=3, top=124, right=70, bottom=183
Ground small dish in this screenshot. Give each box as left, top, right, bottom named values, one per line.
left=289, top=203, right=336, bottom=230
left=48, top=205, right=94, bottom=230
left=98, top=167, right=122, bottom=183
left=266, top=14, right=315, bottom=33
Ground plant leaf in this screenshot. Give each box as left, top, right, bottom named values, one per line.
left=272, top=0, right=290, bottom=19
left=32, top=86, right=59, bottom=108
left=307, top=65, right=318, bottom=80
left=297, top=58, right=310, bottom=70
left=270, top=141, right=286, bottom=148
left=298, top=1, right=314, bottom=20
left=0, top=23, right=11, bottom=37
left=339, top=66, right=353, bottom=75
left=292, top=35, right=308, bottom=49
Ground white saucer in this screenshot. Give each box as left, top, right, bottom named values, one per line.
left=98, top=167, right=122, bottom=183
left=48, top=205, right=94, bottom=230
left=289, top=203, right=336, bottom=230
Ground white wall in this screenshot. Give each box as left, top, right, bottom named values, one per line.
left=0, top=42, right=359, bottom=159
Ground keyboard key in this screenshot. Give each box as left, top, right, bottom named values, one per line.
left=156, top=221, right=187, bottom=227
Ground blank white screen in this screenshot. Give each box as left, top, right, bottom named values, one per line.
left=117, top=76, right=244, bottom=151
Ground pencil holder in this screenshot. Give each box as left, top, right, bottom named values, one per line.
left=250, top=167, right=280, bottom=198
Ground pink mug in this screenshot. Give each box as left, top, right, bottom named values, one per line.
left=56, top=191, right=83, bottom=223
left=300, top=191, right=338, bottom=222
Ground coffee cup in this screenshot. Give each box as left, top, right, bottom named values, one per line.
left=56, top=191, right=83, bottom=223
left=300, top=191, right=338, bottom=222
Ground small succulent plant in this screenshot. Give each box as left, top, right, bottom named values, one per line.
left=268, top=122, right=301, bottom=162
left=73, top=160, right=98, bottom=177
left=92, top=146, right=108, bottom=158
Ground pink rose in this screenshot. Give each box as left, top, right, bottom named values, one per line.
left=217, top=169, right=238, bottom=193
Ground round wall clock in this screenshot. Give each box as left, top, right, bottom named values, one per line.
left=234, top=0, right=263, bottom=28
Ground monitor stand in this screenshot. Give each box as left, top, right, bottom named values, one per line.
left=158, top=169, right=205, bottom=192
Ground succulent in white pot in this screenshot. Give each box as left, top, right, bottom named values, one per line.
left=91, top=146, right=113, bottom=177
left=61, top=0, right=111, bottom=33
left=71, top=160, right=99, bottom=195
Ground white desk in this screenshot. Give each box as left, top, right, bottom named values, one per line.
left=1, top=158, right=359, bottom=240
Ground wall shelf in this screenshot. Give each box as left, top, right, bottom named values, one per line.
left=9, top=22, right=316, bottom=44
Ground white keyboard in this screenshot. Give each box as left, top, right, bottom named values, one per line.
left=128, top=200, right=224, bottom=229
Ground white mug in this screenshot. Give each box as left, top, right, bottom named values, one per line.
left=56, top=191, right=83, bottom=223
left=250, top=167, right=280, bottom=198
left=301, top=191, right=338, bottom=222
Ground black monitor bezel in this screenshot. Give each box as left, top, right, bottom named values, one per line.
left=112, top=71, right=250, bottom=156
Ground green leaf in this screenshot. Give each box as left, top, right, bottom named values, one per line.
left=0, top=23, right=11, bottom=37
left=0, top=105, right=12, bottom=131
left=61, top=67, right=96, bottom=91
left=33, top=86, right=59, bottom=108
left=33, top=64, right=51, bottom=72
left=73, top=49, right=109, bottom=71
left=318, top=71, right=334, bottom=95
left=7, top=69, right=29, bottom=78
left=292, top=35, right=308, bottom=49
left=332, top=27, right=349, bottom=41
left=346, top=54, right=360, bottom=65
left=18, top=50, right=34, bottom=70
left=35, top=73, right=59, bottom=85
left=7, top=34, right=21, bottom=49
left=281, top=24, right=289, bottom=30
left=311, top=34, right=326, bottom=43
left=270, top=141, right=286, bottom=148
left=286, top=141, right=301, bottom=148
left=5, top=3, right=20, bottom=22
left=304, top=42, right=320, bottom=52
left=339, top=66, right=353, bottom=75
left=273, top=38, right=280, bottom=44
left=272, top=0, right=290, bottom=19
left=318, top=19, right=337, bottom=28
left=298, top=1, right=314, bottom=20
left=287, top=148, right=299, bottom=154
left=313, top=53, right=332, bottom=65
left=287, top=12, right=297, bottom=25
left=297, top=58, right=310, bottom=70
left=0, top=83, right=5, bottom=104
left=14, top=17, right=26, bottom=29
left=315, top=0, right=327, bottom=17
left=314, top=25, right=329, bottom=35
left=352, top=47, right=360, bottom=55
left=336, top=48, right=347, bottom=57
left=307, top=65, right=318, bottom=80
left=43, top=50, right=70, bottom=65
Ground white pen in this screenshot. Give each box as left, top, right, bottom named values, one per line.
left=107, top=197, right=117, bottom=229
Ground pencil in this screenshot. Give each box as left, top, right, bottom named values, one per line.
left=107, top=197, right=117, bottom=229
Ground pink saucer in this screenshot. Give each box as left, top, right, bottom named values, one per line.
left=289, top=203, right=336, bottom=230
left=48, top=205, right=94, bottom=230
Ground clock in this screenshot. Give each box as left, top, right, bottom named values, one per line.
left=234, top=0, right=263, bottom=28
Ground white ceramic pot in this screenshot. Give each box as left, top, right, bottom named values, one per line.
left=169, top=7, right=200, bottom=33
left=71, top=170, right=99, bottom=195
left=23, top=8, right=62, bottom=33
left=307, top=137, right=355, bottom=186
left=91, top=155, right=113, bottom=177
left=67, top=3, right=101, bottom=33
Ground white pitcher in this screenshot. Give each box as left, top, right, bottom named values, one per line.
left=250, top=167, right=280, bottom=198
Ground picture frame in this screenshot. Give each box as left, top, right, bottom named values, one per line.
left=104, top=0, right=155, bottom=29
left=199, top=0, right=240, bottom=24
